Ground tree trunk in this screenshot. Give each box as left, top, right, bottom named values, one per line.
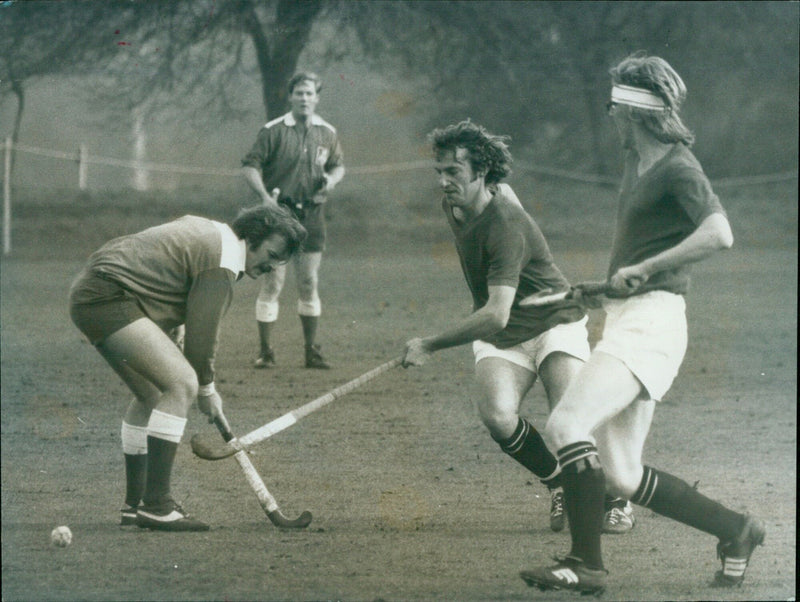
left=240, top=0, right=323, bottom=120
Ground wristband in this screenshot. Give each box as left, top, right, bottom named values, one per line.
left=198, top=382, right=216, bottom=396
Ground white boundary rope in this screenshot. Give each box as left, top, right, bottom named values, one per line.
left=3, top=141, right=796, bottom=187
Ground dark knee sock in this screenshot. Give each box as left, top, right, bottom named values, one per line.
left=558, top=441, right=605, bottom=570
left=143, top=436, right=178, bottom=507
left=257, top=321, right=273, bottom=354
left=124, top=453, right=147, bottom=508
left=631, top=465, right=745, bottom=540
left=299, top=315, right=318, bottom=348
left=494, top=417, right=559, bottom=482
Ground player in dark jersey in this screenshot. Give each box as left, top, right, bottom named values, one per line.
left=242, top=71, right=345, bottom=370
left=401, top=120, right=635, bottom=533
left=520, top=54, right=765, bottom=594
left=69, top=205, right=306, bottom=531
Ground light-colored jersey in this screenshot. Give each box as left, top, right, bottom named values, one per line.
left=84, top=215, right=246, bottom=384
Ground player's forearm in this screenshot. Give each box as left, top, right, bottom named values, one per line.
left=423, top=309, right=506, bottom=353
left=183, top=270, right=234, bottom=385
left=639, top=213, right=734, bottom=277
left=325, top=165, right=345, bottom=188
left=241, top=167, right=272, bottom=202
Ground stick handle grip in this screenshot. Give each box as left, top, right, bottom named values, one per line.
left=213, top=414, right=234, bottom=443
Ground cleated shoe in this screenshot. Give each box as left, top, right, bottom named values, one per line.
left=120, top=504, right=138, bottom=526
left=521, top=556, right=607, bottom=594
left=711, top=514, right=766, bottom=587
left=549, top=488, right=565, bottom=532
left=136, top=499, right=210, bottom=532
left=305, top=344, right=331, bottom=369
left=602, top=501, right=635, bottom=534
left=253, top=348, right=276, bottom=369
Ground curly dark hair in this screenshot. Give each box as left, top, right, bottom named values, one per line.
left=428, top=121, right=513, bottom=184
left=231, top=204, right=307, bottom=257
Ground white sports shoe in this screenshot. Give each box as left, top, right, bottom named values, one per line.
left=602, top=500, right=635, bottom=534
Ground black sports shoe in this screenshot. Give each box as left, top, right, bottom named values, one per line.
left=253, top=347, right=276, bottom=369
left=712, top=514, right=766, bottom=587
left=521, top=556, right=607, bottom=594
left=305, top=344, right=330, bottom=369
left=549, top=488, right=565, bottom=533
left=120, top=504, right=138, bottom=526
left=136, top=499, right=209, bottom=532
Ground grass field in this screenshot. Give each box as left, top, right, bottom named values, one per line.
left=1, top=177, right=797, bottom=601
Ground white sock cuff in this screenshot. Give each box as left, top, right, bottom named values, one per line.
left=147, top=410, right=187, bottom=443
left=121, top=421, right=148, bottom=455
left=297, top=297, right=321, bottom=317
left=256, top=299, right=279, bottom=322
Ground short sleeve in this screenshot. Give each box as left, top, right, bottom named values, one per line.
left=670, top=167, right=726, bottom=225
left=485, top=219, right=527, bottom=288
left=241, top=127, right=272, bottom=169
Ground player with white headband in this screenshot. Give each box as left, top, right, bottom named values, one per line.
left=521, top=54, right=765, bottom=594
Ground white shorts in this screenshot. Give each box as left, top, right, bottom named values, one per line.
left=595, top=291, right=687, bottom=401
left=472, top=317, right=590, bottom=375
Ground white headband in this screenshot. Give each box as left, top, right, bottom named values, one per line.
left=611, top=84, right=666, bottom=111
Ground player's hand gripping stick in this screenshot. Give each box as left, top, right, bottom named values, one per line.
left=212, top=413, right=312, bottom=529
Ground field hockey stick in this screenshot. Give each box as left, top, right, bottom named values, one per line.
left=212, top=413, right=312, bottom=529
left=519, top=281, right=611, bottom=307
left=191, top=356, right=403, bottom=461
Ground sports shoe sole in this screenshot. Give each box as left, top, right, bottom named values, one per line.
left=520, top=570, right=606, bottom=596
left=120, top=513, right=138, bottom=527
left=136, top=509, right=210, bottom=532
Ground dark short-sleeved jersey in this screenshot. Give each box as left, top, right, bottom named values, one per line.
left=608, top=144, right=726, bottom=296
left=75, top=216, right=245, bottom=384
left=241, top=112, right=344, bottom=207
left=446, top=189, right=585, bottom=348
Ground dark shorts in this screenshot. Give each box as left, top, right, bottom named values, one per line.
left=68, top=270, right=146, bottom=345
left=281, top=201, right=326, bottom=253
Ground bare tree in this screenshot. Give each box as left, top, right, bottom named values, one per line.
left=0, top=2, right=110, bottom=162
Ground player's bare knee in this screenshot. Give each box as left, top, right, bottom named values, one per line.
left=166, top=374, right=198, bottom=407
left=603, top=465, right=641, bottom=499
left=479, top=407, right=518, bottom=440
left=296, top=277, right=318, bottom=299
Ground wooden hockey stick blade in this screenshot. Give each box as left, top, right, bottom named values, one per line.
left=191, top=357, right=403, bottom=461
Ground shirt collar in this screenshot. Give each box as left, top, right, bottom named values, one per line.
left=211, top=221, right=247, bottom=278
left=283, top=112, right=323, bottom=127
